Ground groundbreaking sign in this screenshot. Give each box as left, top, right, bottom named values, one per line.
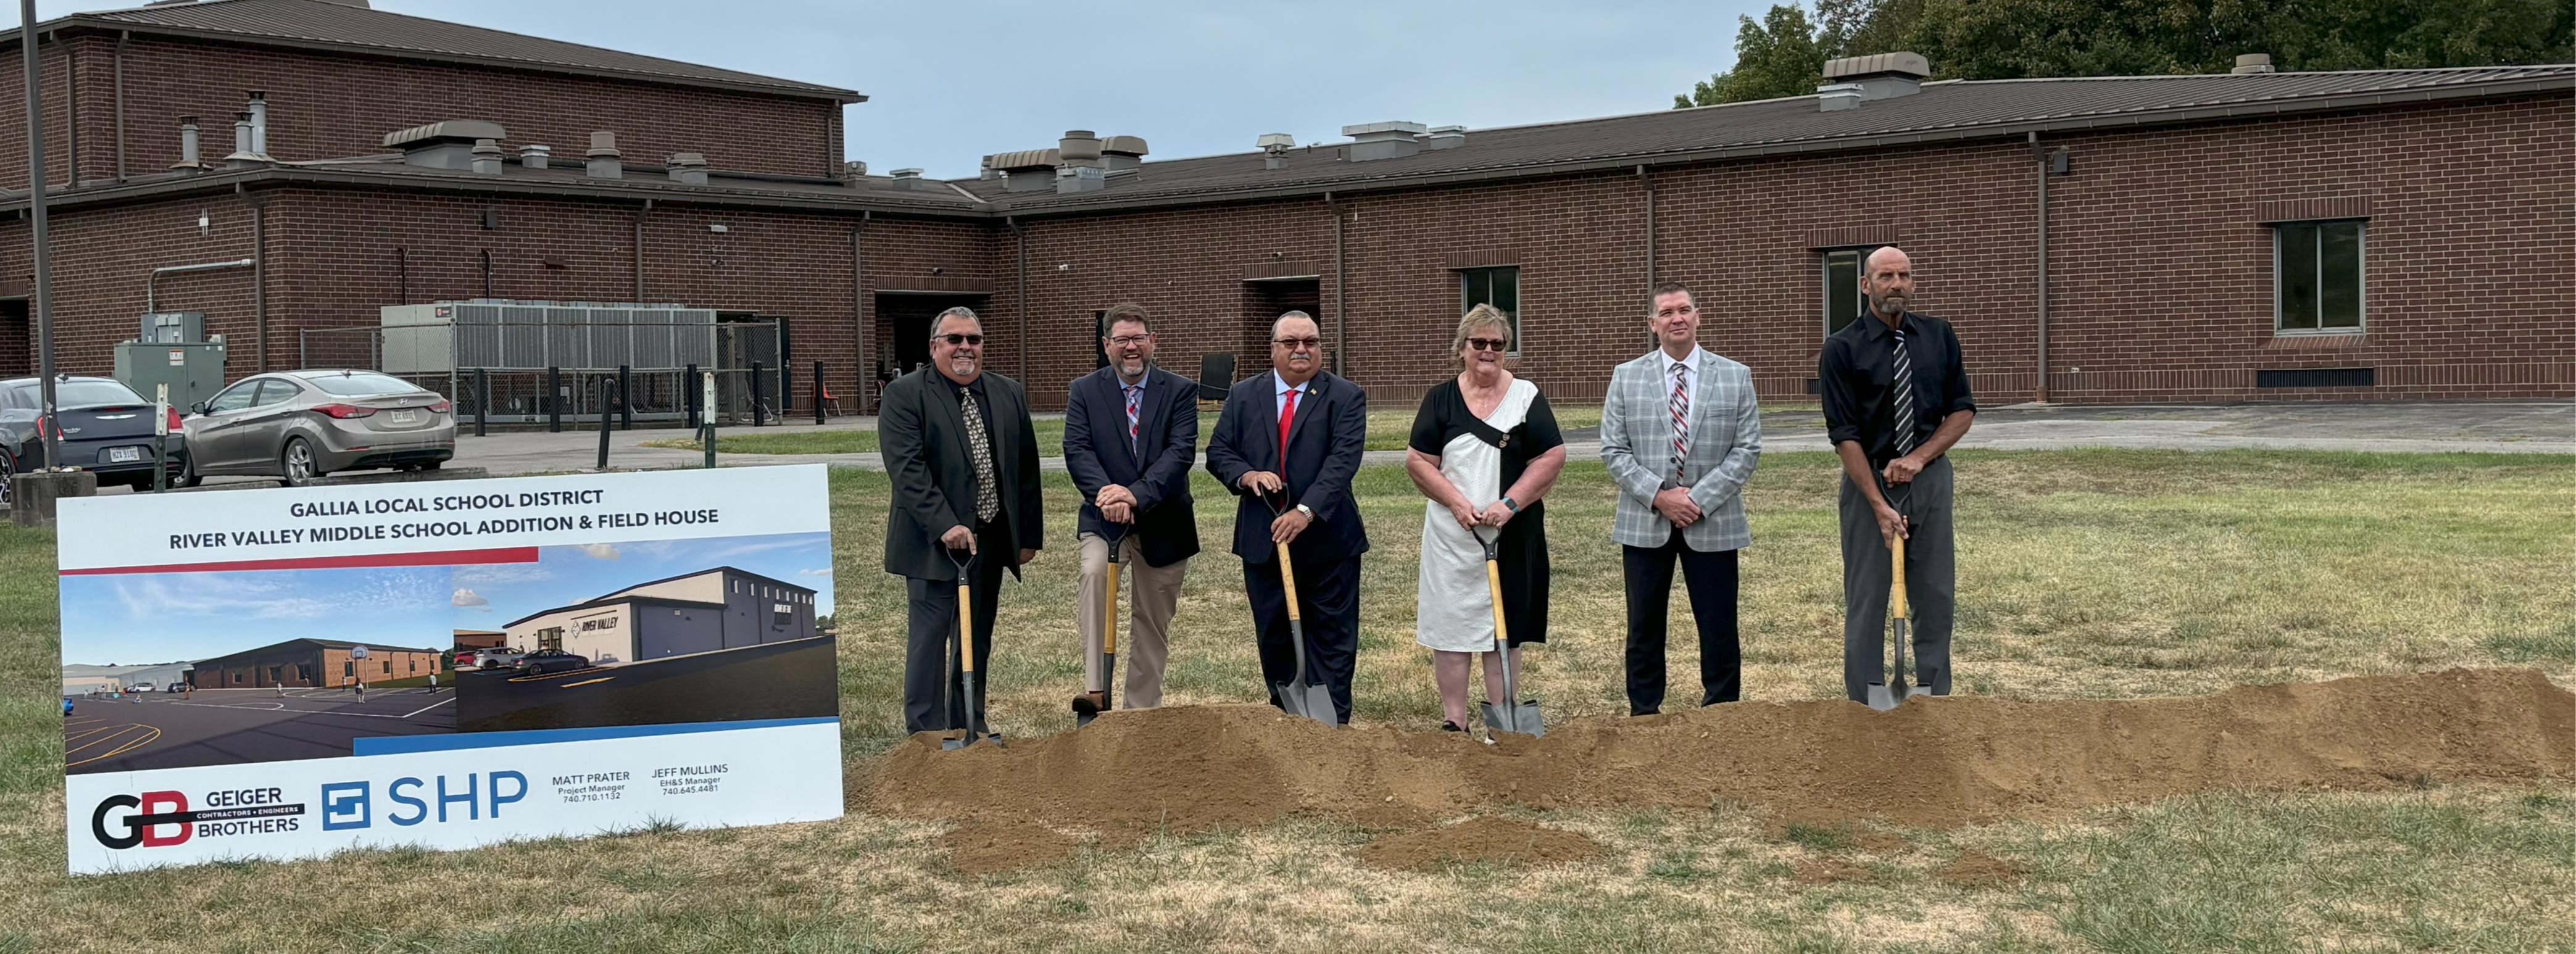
left=57, top=465, right=840, bottom=874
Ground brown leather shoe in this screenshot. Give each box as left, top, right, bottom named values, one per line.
left=1069, top=691, right=1105, bottom=715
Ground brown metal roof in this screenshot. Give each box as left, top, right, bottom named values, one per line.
left=963, top=66, right=2573, bottom=213
left=46, top=0, right=861, bottom=101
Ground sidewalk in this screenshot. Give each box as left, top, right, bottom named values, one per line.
left=153, top=400, right=2576, bottom=486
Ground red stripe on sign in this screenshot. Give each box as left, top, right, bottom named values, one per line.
left=61, top=547, right=541, bottom=576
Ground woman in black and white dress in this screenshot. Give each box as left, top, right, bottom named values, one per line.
left=1405, top=304, right=1567, bottom=732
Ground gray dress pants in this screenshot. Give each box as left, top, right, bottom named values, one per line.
left=1839, top=454, right=1955, bottom=701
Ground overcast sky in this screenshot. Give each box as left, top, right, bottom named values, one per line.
left=43, top=1, right=1769, bottom=180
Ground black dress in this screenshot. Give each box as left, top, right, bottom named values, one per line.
left=1408, top=378, right=1563, bottom=647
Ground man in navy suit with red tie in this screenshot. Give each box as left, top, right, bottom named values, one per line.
left=1205, top=311, right=1369, bottom=723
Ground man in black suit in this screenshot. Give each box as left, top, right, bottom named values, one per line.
left=1063, top=302, right=1200, bottom=713
left=1204, top=311, right=1369, bottom=722
left=879, top=306, right=1044, bottom=736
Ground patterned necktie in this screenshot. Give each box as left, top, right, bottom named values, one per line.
left=1123, top=383, right=1143, bottom=455
left=959, top=386, right=1000, bottom=523
left=1277, top=385, right=1299, bottom=465
left=1892, top=327, right=1917, bottom=456
left=1668, top=360, right=1691, bottom=479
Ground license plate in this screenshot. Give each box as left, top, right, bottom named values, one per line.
left=107, top=447, right=142, bottom=463
left=389, top=410, right=420, bottom=424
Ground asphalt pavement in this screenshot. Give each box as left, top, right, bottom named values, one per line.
left=66, top=686, right=457, bottom=774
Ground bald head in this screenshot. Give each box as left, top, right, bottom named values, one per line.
left=1861, top=246, right=1914, bottom=323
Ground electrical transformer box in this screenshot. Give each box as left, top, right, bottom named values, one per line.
left=114, top=340, right=229, bottom=410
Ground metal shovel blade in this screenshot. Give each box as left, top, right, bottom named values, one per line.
left=1863, top=682, right=1898, bottom=712
left=1478, top=699, right=1545, bottom=737
left=1275, top=623, right=1338, bottom=726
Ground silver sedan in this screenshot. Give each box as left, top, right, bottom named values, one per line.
left=181, top=370, right=455, bottom=487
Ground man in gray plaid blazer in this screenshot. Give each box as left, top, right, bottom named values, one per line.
left=1599, top=281, right=1762, bottom=715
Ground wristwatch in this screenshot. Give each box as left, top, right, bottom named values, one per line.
left=1500, top=497, right=1519, bottom=513
left=1294, top=503, right=1315, bottom=519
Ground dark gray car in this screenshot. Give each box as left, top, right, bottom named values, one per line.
left=0, top=376, right=190, bottom=505
left=182, top=370, right=455, bottom=487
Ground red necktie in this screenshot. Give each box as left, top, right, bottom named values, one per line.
left=1277, top=386, right=1298, bottom=465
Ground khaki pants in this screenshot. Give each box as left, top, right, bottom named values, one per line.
left=1079, top=531, right=1187, bottom=708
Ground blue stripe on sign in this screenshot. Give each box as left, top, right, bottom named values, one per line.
left=352, top=716, right=837, bottom=755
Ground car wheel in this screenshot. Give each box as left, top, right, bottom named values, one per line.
left=175, top=454, right=202, bottom=489
left=281, top=438, right=322, bottom=487
left=0, top=446, right=14, bottom=510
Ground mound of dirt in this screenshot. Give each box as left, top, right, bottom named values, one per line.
left=941, top=818, right=1079, bottom=875
left=863, top=668, right=2572, bottom=837
left=1356, top=817, right=1603, bottom=871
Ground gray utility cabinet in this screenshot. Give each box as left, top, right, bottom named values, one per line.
left=113, top=341, right=229, bottom=411
left=378, top=301, right=718, bottom=373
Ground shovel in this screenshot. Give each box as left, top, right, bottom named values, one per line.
left=1266, top=493, right=1338, bottom=727
left=1864, top=482, right=1931, bottom=713
left=1471, top=525, right=1544, bottom=737
left=1072, top=526, right=1124, bottom=727
left=942, top=548, right=999, bottom=750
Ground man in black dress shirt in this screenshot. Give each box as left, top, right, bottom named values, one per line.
left=879, top=306, right=1044, bottom=735
left=1818, top=247, right=1975, bottom=702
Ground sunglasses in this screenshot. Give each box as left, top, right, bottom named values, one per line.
left=1465, top=338, right=1508, bottom=353
left=1273, top=337, right=1322, bottom=349
left=939, top=334, right=984, bottom=346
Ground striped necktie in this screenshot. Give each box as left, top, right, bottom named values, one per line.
left=1668, top=360, right=1691, bottom=479
left=1892, top=327, right=1917, bottom=456
left=1123, top=383, right=1143, bottom=455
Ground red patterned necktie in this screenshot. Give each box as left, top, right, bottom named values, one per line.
left=1277, top=385, right=1299, bottom=465
left=1124, top=383, right=1142, bottom=455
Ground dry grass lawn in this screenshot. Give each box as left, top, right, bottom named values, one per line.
left=0, top=449, right=2568, bottom=953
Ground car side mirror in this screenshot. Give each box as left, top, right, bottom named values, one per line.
left=188, top=402, right=205, bottom=415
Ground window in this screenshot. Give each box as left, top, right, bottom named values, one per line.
left=773, top=604, right=794, bottom=628
left=1821, top=246, right=1884, bottom=337
left=2275, top=220, right=2364, bottom=332
left=302, top=371, right=424, bottom=397
left=382, top=661, right=392, bottom=674
left=1458, top=267, right=1520, bottom=352
left=204, top=381, right=260, bottom=414
left=252, top=379, right=301, bottom=407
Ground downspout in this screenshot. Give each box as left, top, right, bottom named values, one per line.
left=852, top=212, right=868, bottom=412
left=394, top=246, right=407, bottom=304
left=633, top=198, right=651, bottom=301
left=1327, top=191, right=1345, bottom=376
left=112, top=31, right=126, bottom=181
left=1011, top=215, right=1027, bottom=380
left=1638, top=165, right=1655, bottom=288
left=64, top=35, right=75, bottom=185
left=239, top=182, right=267, bottom=371
left=2029, top=131, right=2050, bottom=403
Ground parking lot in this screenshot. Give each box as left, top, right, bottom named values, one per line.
left=64, top=686, right=455, bottom=774
left=455, top=637, right=836, bottom=733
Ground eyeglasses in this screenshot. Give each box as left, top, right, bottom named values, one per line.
left=1273, top=337, right=1322, bottom=349
left=939, top=334, right=984, bottom=346
left=1465, top=338, right=1508, bottom=353
left=1106, top=334, right=1152, bottom=346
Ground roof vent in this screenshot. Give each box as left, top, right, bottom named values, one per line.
left=1819, top=52, right=1930, bottom=105
left=1100, top=135, right=1148, bottom=171
left=172, top=115, right=207, bottom=171
left=244, top=91, right=268, bottom=157
left=223, top=112, right=262, bottom=167
left=1817, top=83, right=1864, bottom=111
left=1056, top=164, right=1105, bottom=194
left=889, top=167, right=924, bottom=190
left=1341, top=121, right=1426, bottom=162
left=665, top=152, right=709, bottom=185
left=585, top=131, right=622, bottom=179
left=989, top=148, right=1060, bottom=193
left=1058, top=130, right=1103, bottom=167
left=1258, top=133, right=1294, bottom=170
left=470, top=138, right=506, bottom=175
left=1423, top=125, right=1466, bottom=149
left=520, top=143, right=549, bottom=170
left=2232, top=53, right=2275, bottom=74
left=383, top=119, right=505, bottom=169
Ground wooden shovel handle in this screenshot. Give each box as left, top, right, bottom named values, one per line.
left=1485, top=558, right=1510, bottom=652
left=957, top=580, right=976, bottom=675
left=1888, top=533, right=1909, bottom=620
left=1275, top=542, right=1301, bottom=623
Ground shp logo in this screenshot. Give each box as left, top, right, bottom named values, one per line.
left=90, top=788, right=305, bottom=850
left=320, top=771, right=530, bottom=831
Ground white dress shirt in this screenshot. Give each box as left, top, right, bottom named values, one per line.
left=1661, top=345, right=1710, bottom=407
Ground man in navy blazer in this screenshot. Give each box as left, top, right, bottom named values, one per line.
left=1204, top=311, right=1369, bottom=722
left=1063, top=303, right=1201, bottom=714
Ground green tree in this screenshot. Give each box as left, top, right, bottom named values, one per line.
left=1674, top=4, right=1831, bottom=108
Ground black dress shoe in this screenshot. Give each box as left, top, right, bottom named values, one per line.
left=1440, top=721, right=1466, bottom=732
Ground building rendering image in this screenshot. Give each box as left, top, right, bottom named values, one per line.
left=187, top=637, right=443, bottom=688
left=0, top=0, right=2563, bottom=415
left=501, top=566, right=818, bottom=665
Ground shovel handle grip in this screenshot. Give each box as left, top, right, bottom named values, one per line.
left=1888, top=533, right=1909, bottom=620
left=1275, top=542, right=1301, bottom=623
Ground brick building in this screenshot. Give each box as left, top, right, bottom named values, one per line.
left=187, top=637, right=442, bottom=689
left=0, top=0, right=2566, bottom=425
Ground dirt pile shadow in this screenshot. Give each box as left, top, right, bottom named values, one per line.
left=863, top=668, right=2573, bottom=837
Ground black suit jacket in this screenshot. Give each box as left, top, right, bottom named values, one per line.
left=1203, top=370, right=1369, bottom=563
left=1063, top=365, right=1202, bottom=568
left=878, top=368, right=1044, bottom=581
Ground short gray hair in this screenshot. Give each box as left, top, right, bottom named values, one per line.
left=930, top=306, right=980, bottom=341
left=1452, top=304, right=1513, bottom=367
left=1271, top=310, right=1318, bottom=339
